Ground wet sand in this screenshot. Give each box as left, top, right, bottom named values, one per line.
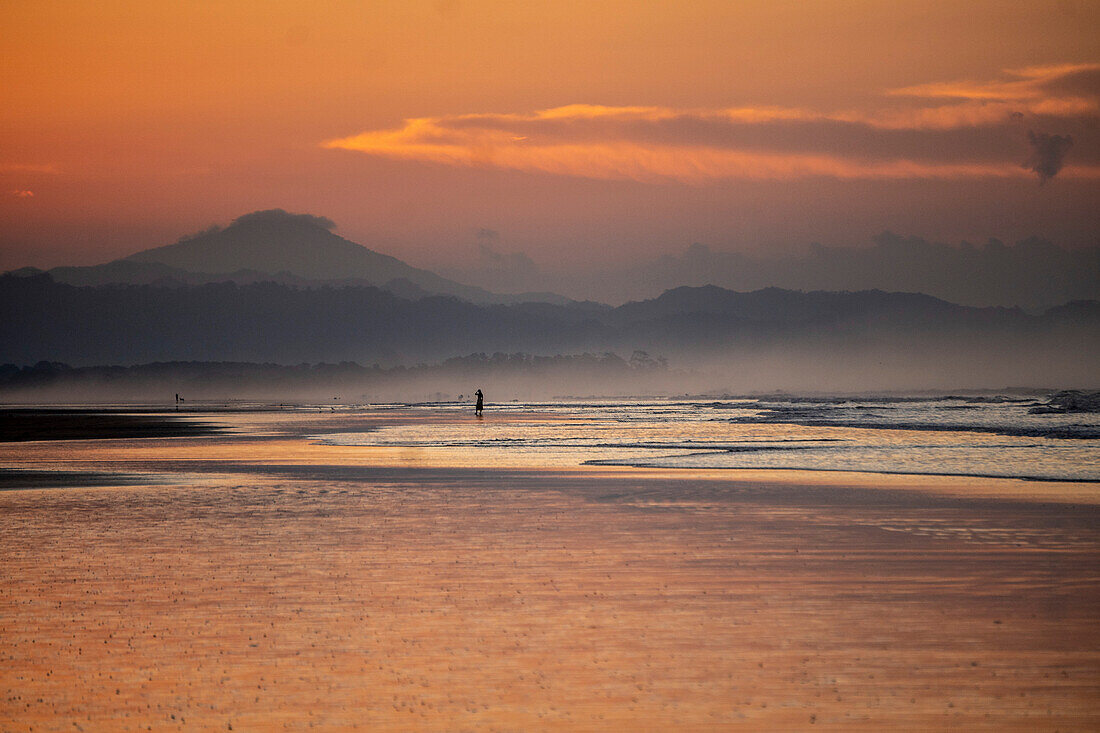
left=1, top=410, right=1098, bottom=730
left=0, top=409, right=225, bottom=443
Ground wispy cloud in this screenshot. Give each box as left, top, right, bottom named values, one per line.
left=325, top=65, right=1100, bottom=183
left=888, top=63, right=1099, bottom=103
left=872, top=63, right=1100, bottom=130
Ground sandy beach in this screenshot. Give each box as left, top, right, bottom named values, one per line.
left=1, top=408, right=1098, bottom=730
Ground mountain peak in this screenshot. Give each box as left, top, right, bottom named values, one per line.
left=227, top=209, right=336, bottom=233
left=123, top=209, right=391, bottom=279
left=33, top=209, right=548, bottom=304
left=101, top=209, right=495, bottom=302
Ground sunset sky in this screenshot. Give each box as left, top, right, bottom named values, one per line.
left=2, top=0, right=1098, bottom=273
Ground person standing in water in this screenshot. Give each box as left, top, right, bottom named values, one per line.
left=475, top=388, right=484, bottom=416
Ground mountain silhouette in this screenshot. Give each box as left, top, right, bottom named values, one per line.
left=611, top=285, right=1004, bottom=327
left=40, top=209, right=510, bottom=303
left=126, top=210, right=414, bottom=280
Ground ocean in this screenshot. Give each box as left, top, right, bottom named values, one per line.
left=315, top=396, right=1100, bottom=482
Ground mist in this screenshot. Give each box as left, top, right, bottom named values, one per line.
left=3, top=334, right=1094, bottom=406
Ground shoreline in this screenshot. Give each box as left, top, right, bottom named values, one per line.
left=0, top=404, right=1097, bottom=504
left=1, top=408, right=1098, bottom=728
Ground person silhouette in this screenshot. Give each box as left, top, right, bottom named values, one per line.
left=475, top=389, right=484, bottom=416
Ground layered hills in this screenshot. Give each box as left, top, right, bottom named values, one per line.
left=3, top=210, right=1098, bottom=392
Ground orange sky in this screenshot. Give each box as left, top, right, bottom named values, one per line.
left=2, top=0, right=1098, bottom=271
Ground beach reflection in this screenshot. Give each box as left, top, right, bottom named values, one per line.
left=1, top=407, right=1098, bottom=729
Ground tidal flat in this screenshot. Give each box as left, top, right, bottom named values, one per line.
left=1, top=406, right=1098, bottom=730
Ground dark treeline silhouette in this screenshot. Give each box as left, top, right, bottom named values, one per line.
left=0, top=352, right=658, bottom=402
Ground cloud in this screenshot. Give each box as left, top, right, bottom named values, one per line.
left=1025, top=130, right=1074, bottom=182
left=476, top=243, right=538, bottom=274
left=875, top=63, right=1100, bottom=131
left=10, top=189, right=34, bottom=198
left=888, top=63, right=1100, bottom=104
left=325, top=65, right=1100, bottom=183
left=231, top=209, right=336, bottom=230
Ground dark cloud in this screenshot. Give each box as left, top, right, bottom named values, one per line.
left=1025, top=130, right=1074, bottom=182
left=476, top=228, right=500, bottom=241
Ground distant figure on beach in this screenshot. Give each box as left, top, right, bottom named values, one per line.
left=475, top=389, right=484, bottom=416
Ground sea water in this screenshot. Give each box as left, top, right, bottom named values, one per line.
left=315, top=397, right=1100, bottom=482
